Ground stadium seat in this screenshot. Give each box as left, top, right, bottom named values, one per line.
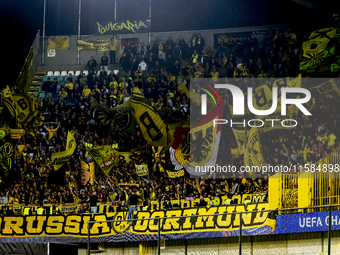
left=68, top=71, right=74, bottom=76
left=39, top=92, right=46, bottom=99
left=83, top=70, right=89, bottom=76
left=114, top=70, right=119, bottom=75
left=38, top=86, right=42, bottom=93
left=61, top=71, right=68, bottom=76
left=54, top=71, right=61, bottom=76
left=75, top=71, right=81, bottom=76
left=47, top=71, right=54, bottom=76
left=107, top=70, right=111, bottom=75
left=47, top=92, right=53, bottom=98
left=57, top=76, right=64, bottom=82
left=42, top=76, right=50, bottom=82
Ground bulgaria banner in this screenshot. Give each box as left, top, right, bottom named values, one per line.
left=96, top=20, right=149, bottom=35
left=89, top=146, right=119, bottom=176
left=51, top=131, right=76, bottom=171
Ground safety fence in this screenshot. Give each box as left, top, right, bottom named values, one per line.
left=85, top=204, right=340, bottom=255
left=269, top=147, right=340, bottom=214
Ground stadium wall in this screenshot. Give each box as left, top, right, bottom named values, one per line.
left=77, top=235, right=340, bottom=255
left=41, top=24, right=288, bottom=68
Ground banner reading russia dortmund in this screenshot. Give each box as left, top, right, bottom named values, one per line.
left=131, top=88, right=169, bottom=147
left=0, top=203, right=276, bottom=242
left=51, top=131, right=76, bottom=171
left=77, top=40, right=110, bottom=51
left=89, top=146, right=119, bottom=175
left=49, top=36, right=70, bottom=50
left=5, top=206, right=340, bottom=243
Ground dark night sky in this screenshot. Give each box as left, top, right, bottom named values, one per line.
left=0, top=0, right=335, bottom=87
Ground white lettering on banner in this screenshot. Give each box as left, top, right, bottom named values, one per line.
left=325, top=215, right=340, bottom=226
left=299, top=215, right=340, bottom=228
left=299, top=217, right=323, bottom=227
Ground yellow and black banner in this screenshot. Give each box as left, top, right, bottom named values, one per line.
left=136, top=164, right=149, bottom=176
left=0, top=128, right=12, bottom=177
left=51, top=131, right=76, bottom=171
left=0, top=203, right=275, bottom=238
left=13, top=94, right=36, bottom=129
left=309, top=79, right=340, bottom=102
left=231, top=128, right=247, bottom=157
left=166, top=169, right=185, bottom=178
left=8, top=128, right=25, bottom=139
left=131, top=88, right=169, bottom=147
left=89, top=162, right=95, bottom=185
left=77, top=40, right=110, bottom=51
left=244, top=125, right=265, bottom=170
left=89, top=146, right=119, bottom=176
left=2, top=86, right=19, bottom=126
left=49, top=36, right=70, bottom=50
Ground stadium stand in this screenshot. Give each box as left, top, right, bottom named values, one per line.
left=0, top=27, right=339, bottom=219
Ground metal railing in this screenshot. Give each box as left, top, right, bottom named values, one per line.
left=15, top=30, right=40, bottom=93
left=320, top=242, right=340, bottom=255
left=87, top=204, right=340, bottom=255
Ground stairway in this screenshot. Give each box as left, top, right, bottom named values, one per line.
left=28, top=70, right=46, bottom=93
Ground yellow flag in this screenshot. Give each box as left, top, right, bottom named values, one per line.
left=49, top=36, right=70, bottom=50
left=328, top=133, right=337, bottom=147
left=13, top=94, right=37, bottom=129
left=244, top=124, right=265, bottom=169
left=51, top=131, right=76, bottom=171
left=80, top=161, right=89, bottom=171
left=309, top=79, right=340, bottom=102
left=89, top=146, right=119, bottom=176
left=135, top=164, right=149, bottom=176
left=131, top=88, right=169, bottom=147
left=232, top=128, right=247, bottom=156
left=8, top=128, right=25, bottom=139
left=251, top=84, right=273, bottom=119
left=166, top=169, right=185, bottom=178
left=89, top=162, right=95, bottom=185
left=2, top=86, right=19, bottom=126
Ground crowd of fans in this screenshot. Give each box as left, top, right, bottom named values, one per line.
left=0, top=27, right=339, bottom=217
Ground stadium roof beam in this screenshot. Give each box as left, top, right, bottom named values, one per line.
left=291, top=0, right=332, bottom=14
